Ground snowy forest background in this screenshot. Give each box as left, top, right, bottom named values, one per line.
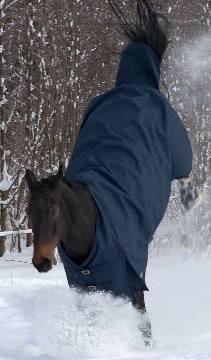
left=0, top=0, right=210, bottom=258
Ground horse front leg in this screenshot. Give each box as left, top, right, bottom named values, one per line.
left=132, top=290, right=154, bottom=347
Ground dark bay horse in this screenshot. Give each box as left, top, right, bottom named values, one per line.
left=25, top=0, right=199, bottom=347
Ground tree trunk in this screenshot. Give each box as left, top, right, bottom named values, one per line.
left=0, top=236, right=6, bottom=257
left=0, top=3, right=6, bottom=257
left=0, top=199, right=7, bottom=257
left=0, top=132, right=7, bottom=257
left=26, top=219, right=33, bottom=247
left=18, top=235, right=21, bottom=253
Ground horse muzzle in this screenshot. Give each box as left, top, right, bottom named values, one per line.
left=33, top=257, right=52, bottom=273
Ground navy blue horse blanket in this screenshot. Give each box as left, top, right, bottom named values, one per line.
left=58, top=42, right=193, bottom=300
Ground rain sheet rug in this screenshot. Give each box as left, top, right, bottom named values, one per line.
left=59, top=42, right=193, bottom=299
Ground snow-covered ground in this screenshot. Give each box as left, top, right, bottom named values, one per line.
left=0, top=249, right=211, bottom=360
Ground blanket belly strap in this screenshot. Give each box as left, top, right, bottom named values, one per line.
left=58, top=242, right=147, bottom=300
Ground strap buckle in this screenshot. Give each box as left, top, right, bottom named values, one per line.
left=88, top=285, right=97, bottom=291
left=81, top=269, right=90, bottom=275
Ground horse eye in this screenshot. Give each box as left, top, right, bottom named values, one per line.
left=49, top=205, right=58, bottom=217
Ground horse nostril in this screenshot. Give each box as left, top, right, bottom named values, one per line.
left=36, top=258, right=52, bottom=273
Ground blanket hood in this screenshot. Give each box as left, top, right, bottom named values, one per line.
left=116, top=43, right=161, bottom=89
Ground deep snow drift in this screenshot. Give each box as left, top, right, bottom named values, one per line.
left=0, top=249, right=211, bottom=360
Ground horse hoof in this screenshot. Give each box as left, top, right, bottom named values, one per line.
left=144, top=338, right=155, bottom=348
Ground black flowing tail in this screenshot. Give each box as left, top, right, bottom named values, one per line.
left=107, top=0, right=169, bottom=61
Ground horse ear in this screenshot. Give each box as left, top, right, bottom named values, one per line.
left=57, top=164, right=64, bottom=179
left=25, top=169, right=37, bottom=190
left=50, top=164, right=64, bottom=185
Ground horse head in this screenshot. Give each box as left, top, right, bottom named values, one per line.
left=25, top=165, right=64, bottom=272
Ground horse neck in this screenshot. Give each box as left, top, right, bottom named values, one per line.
left=59, top=179, right=96, bottom=263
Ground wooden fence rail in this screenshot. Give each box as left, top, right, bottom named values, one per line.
left=0, top=229, right=32, bottom=237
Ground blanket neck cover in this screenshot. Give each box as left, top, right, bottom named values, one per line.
left=58, top=43, right=192, bottom=300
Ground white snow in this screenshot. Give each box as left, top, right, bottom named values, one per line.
left=0, top=177, right=11, bottom=192
left=0, top=161, right=12, bottom=192
left=0, top=0, right=5, bottom=9
left=174, top=33, right=211, bottom=82
left=0, top=94, right=7, bottom=105
left=0, top=249, right=211, bottom=359
left=29, top=20, right=36, bottom=33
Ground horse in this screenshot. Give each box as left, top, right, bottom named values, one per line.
left=25, top=165, right=153, bottom=345
left=25, top=0, right=198, bottom=347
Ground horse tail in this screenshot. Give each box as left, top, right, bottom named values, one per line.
left=107, top=0, right=169, bottom=61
